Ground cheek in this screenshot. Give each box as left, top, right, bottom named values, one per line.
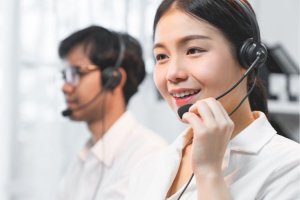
left=195, top=53, right=237, bottom=84
left=78, top=75, right=101, bottom=99
left=153, top=66, right=167, bottom=94
left=191, top=58, right=219, bottom=86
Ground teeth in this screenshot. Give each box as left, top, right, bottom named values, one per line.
left=172, top=90, right=200, bottom=98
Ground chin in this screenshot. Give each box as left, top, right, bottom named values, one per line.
left=69, top=116, right=82, bottom=121
left=69, top=113, right=86, bottom=122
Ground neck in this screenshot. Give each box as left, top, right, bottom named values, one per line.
left=229, top=99, right=254, bottom=139
left=87, top=93, right=126, bottom=143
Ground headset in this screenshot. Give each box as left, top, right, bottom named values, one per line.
left=237, top=1, right=268, bottom=69
left=176, top=1, right=268, bottom=199
left=101, top=32, right=126, bottom=91
left=62, top=32, right=126, bottom=117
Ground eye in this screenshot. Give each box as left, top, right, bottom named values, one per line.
left=61, top=70, right=67, bottom=80
left=155, top=54, right=169, bottom=62
left=186, top=48, right=205, bottom=55
left=73, top=67, right=84, bottom=76
left=71, top=67, right=87, bottom=77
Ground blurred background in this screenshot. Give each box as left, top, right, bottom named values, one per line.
left=0, top=0, right=299, bottom=199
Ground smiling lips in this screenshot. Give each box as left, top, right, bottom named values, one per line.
left=170, top=89, right=200, bottom=106
left=66, top=98, right=78, bottom=108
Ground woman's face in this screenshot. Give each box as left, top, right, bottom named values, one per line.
left=153, top=8, right=246, bottom=115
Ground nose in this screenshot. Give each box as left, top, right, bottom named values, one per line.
left=166, top=57, right=188, bottom=84
left=62, top=82, right=75, bottom=95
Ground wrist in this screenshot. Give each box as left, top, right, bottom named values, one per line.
left=194, top=166, right=223, bottom=180
left=194, top=171, right=224, bottom=188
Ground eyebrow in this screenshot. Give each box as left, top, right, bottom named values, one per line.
left=70, top=64, right=98, bottom=70
left=153, top=34, right=211, bottom=50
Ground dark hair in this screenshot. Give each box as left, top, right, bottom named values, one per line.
left=58, top=25, right=146, bottom=105
left=153, top=0, right=269, bottom=115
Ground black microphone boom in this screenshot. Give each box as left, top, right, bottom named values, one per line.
left=178, top=104, right=193, bottom=119
left=62, top=109, right=73, bottom=117
left=177, top=55, right=262, bottom=119
left=61, top=90, right=104, bottom=117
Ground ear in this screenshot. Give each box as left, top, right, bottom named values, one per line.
left=239, top=65, right=247, bottom=75
left=117, top=67, right=127, bottom=89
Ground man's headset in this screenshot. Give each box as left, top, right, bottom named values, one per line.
left=177, top=0, right=268, bottom=119
left=176, top=1, right=268, bottom=199
left=101, top=33, right=126, bottom=91
left=62, top=32, right=126, bottom=117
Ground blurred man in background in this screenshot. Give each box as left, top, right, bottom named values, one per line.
left=57, top=25, right=167, bottom=200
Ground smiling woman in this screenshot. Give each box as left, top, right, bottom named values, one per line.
left=125, top=1, right=300, bottom=200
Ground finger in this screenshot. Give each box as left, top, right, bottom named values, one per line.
left=200, top=98, right=234, bottom=134
left=189, top=100, right=215, bottom=124
left=203, top=98, right=228, bottom=122
left=182, top=112, right=205, bottom=134
left=216, top=100, right=232, bottom=122
left=215, top=100, right=235, bottom=133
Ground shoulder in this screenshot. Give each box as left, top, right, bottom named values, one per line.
left=251, top=133, right=300, bottom=173
left=264, top=134, right=300, bottom=162
left=256, top=136, right=300, bottom=199
left=126, top=145, right=173, bottom=186
left=126, top=114, right=168, bottom=150
left=133, top=124, right=168, bottom=146
left=258, top=134, right=300, bottom=183
left=116, top=114, right=168, bottom=170
left=125, top=123, right=168, bottom=162
left=135, top=144, right=172, bottom=168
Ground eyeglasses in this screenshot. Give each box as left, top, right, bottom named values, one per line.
left=61, top=65, right=99, bottom=86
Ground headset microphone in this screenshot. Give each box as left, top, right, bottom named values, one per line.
left=61, top=90, right=104, bottom=117
left=177, top=55, right=263, bottom=119
left=62, top=108, right=72, bottom=117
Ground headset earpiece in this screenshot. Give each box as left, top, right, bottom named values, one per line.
left=101, top=32, right=126, bottom=91
left=239, top=38, right=268, bottom=68
left=235, top=0, right=268, bottom=70
left=102, top=67, right=122, bottom=90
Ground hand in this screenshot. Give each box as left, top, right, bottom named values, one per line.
left=182, top=98, right=234, bottom=176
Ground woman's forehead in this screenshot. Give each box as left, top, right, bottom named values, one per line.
left=154, top=9, right=223, bottom=46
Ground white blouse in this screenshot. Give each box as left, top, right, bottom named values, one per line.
left=58, top=111, right=168, bottom=200
left=125, top=111, right=300, bottom=200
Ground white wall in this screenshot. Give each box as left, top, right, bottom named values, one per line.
left=253, top=0, right=299, bottom=65
left=0, top=0, right=20, bottom=199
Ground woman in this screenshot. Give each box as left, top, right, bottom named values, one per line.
left=125, top=0, right=300, bottom=199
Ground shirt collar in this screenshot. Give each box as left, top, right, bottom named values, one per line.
left=229, top=111, right=276, bottom=154
left=78, top=111, right=137, bottom=166
left=170, top=127, right=193, bottom=156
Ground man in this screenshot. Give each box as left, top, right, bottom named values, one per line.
left=57, top=25, right=167, bottom=200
